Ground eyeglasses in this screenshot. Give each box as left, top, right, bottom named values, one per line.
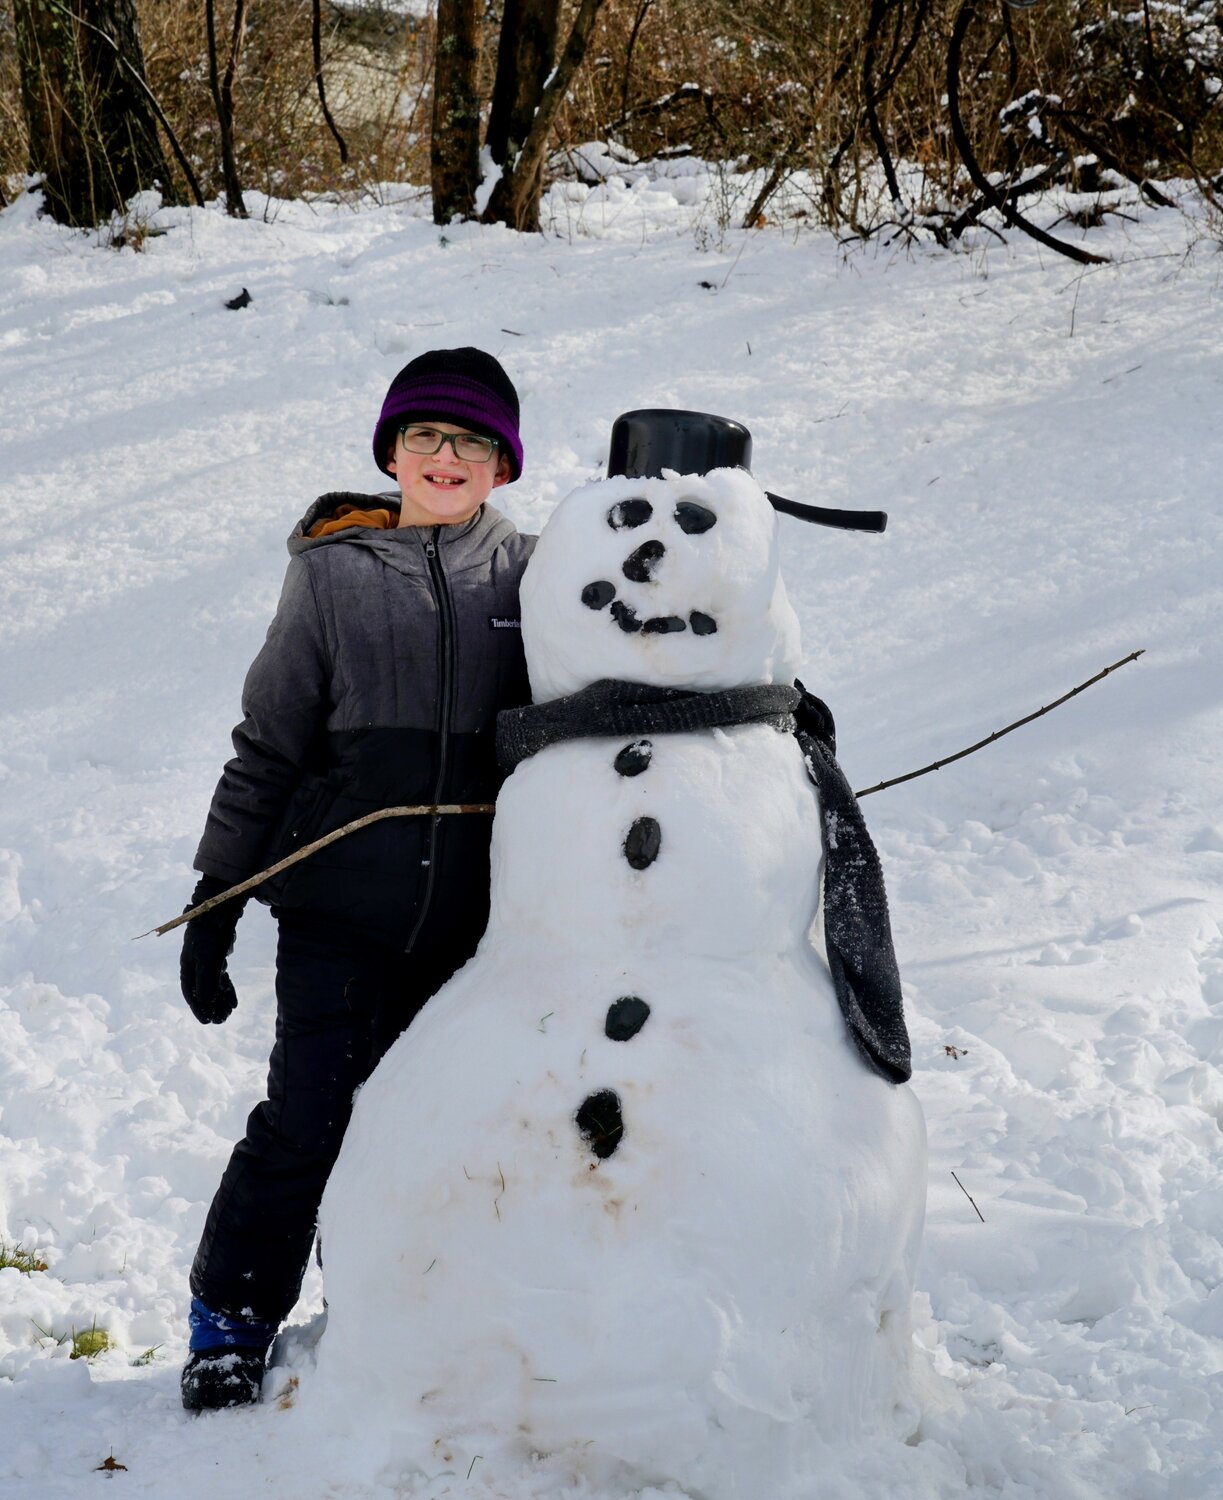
left=397, top=425, right=499, bottom=462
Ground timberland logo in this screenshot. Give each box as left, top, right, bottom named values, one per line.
left=489, top=616, right=521, bottom=629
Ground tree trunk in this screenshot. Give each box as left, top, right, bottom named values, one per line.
left=483, top=0, right=605, bottom=232
left=206, top=0, right=248, bottom=218
left=431, top=0, right=482, bottom=224
left=486, top=0, right=560, bottom=168
left=14, top=0, right=175, bottom=228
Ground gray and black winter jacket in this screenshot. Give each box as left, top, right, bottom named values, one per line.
left=194, top=493, right=536, bottom=952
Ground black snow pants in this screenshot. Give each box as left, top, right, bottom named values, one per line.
left=189, top=913, right=465, bottom=1326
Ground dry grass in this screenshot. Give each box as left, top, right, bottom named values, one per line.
left=30, top=1317, right=114, bottom=1359
left=560, top=1, right=1223, bottom=234
left=0, top=1239, right=48, bottom=1274
left=1, top=3, right=1219, bottom=228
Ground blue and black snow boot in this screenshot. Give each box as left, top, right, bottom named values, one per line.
left=181, top=1299, right=275, bottom=1411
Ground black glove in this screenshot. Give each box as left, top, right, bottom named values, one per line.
left=794, top=679, right=836, bottom=756
left=179, top=875, right=246, bottom=1024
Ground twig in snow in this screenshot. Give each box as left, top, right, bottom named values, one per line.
left=719, top=232, right=750, bottom=290
left=1102, top=365, right=1143, bottom=384
left=952, top=1171, right=985, bottom=1222
left=855, top=650, right=1145, bottom=799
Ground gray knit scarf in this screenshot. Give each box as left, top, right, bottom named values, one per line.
left=497, top=680, right=911, bottom=1084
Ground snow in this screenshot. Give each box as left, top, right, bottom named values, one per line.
left=1, top=171, right=1222, bottom=1498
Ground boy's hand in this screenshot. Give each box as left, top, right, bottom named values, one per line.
left=179, top=876, right=244, bottom=1024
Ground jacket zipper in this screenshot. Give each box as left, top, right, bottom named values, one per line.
left=406, top=526, right=456, bottom=952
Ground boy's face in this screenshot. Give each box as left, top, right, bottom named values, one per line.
left=387, top=422, right=511, bottom=529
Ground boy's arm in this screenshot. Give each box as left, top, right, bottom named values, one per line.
left=193, top=557, right=331, bottom=885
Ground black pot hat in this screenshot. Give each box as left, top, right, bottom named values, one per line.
left=608, top=408, right=753, bottom=481
left=607, top=408, right=887, bottom=533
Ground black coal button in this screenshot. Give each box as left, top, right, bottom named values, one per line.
left=576, top=1090, right=624, bottom=1159
left=624, top=816, right=661, bottom=868
left=605, top=997, right=651, bottom=1041
left=614, top=740, right=653, bottom=777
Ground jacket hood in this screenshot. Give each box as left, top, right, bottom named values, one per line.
left=288, top=492, right=520, bottom=562
left=290, top=490, right=400, bottom=548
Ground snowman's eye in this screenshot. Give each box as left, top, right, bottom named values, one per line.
left=674, top=501, right=717, bottom=534
left=608, top=498, right=652, bottom=530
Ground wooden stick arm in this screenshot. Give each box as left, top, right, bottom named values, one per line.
left=855, top=650, right=1144, bottom=799
left=136, top=803, right=496, bottom=939
left=139, top=650, right=1145, bottom=936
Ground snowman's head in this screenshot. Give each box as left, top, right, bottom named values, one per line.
left=520, top=466, right=802, bottom=703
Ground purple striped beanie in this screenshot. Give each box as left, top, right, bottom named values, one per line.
left=373, top=347, right=523, bottom=480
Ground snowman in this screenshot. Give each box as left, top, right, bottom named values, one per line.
left=305, top=411, right=927, bottom=1498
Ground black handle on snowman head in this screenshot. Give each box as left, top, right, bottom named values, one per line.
left=606, top=409, right=888, bottom=534
left=765, top=492, right=887, bottom=532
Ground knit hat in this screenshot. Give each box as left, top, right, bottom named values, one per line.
left=373, top=347, right=523, bottom=481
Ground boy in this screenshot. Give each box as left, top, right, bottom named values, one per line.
left=177, top=348, right=536, bottom=1410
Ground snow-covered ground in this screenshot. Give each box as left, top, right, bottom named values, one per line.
left=0, top=169, right=1220, bottom=1497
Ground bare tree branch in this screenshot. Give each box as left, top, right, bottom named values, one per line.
left=206, top=0, right=248, bottom=216
left=312, top=0, right=348, bottom=165
left=856, top=651, right=1145, bottom=799
left=947, top=0, right=1108, bottom=265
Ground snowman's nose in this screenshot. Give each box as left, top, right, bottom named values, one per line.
left=623, top=541, right=665, bottom=583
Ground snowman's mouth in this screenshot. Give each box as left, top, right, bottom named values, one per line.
left=580, top=579, right=717, bottom=637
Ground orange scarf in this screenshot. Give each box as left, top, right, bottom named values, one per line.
left=307, top=504, right=396, bottom=538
